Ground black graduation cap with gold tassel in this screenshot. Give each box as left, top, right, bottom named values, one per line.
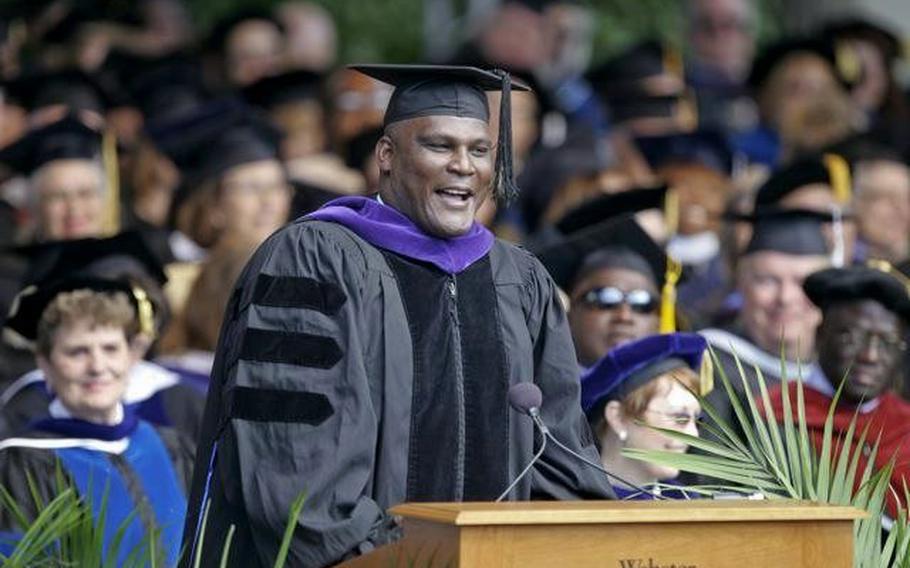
left=5, top=232, right=168, bottom=347
left=754, top=153, right=852, bottom=267
left=4, top=276, right=155, bottom=348
left=537, top=184, right=685, bottom=332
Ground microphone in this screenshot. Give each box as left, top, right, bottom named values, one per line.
left=498, top=383, right=670, bottom=501
left=495, top=384, right=549, bottom=501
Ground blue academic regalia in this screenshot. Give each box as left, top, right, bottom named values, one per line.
left=0, top=404, right=193, bottom=566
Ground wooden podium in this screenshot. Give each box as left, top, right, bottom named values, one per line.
left=339, top=500, right=865, bottom=567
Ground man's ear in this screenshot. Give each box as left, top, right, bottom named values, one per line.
left=375, top=134, right=394, bottom=175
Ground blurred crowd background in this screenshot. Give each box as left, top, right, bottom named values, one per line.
left=0, top=0, right=908, bottom=412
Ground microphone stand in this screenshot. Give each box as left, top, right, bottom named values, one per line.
left=495, top=431, right=547, bottom=502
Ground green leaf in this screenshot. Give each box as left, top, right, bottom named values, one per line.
left=219, top=524, right=237, bottom=568
left=273, top=491, right=307, bottom=568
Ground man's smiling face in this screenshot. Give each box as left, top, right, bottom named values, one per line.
left=377, top=115, right=494, bottom=238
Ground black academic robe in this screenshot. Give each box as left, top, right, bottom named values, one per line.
left=0, top=410, right=194, bottom=566
left=181, top=219, right=614, bottom=568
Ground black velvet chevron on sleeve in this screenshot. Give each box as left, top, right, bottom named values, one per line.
left=252, top=274, right=346, bottom=315
left=239, top=328, right=343, bottom=369
left=225, top=386, right=333, bottom=425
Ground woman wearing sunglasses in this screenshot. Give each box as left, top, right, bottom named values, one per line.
left=580, top=332, right=710, bottom=499
left=537, top=214, right=669, bottom=371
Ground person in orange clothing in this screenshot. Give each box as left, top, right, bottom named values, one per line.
left=767, top=264, right=910, bottom=519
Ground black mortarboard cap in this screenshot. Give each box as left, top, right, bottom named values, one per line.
left=822, top=18, right=902, bottom=63
left=536, top=214, right=667, bottom=291
left=242, top=69, right=324, bottom=110
left=608, top=95, right=688, bottom=124
left=0, top=114, right=103, bottom=175
left=826, top=134, right=903, bottom=165
left=738, top=207, right=835, bottom=256
left=804, top=264, right=910, bottom=322
left=635, top=129, right=733, bottom=174
left=15, top=230, right=168, bottom=287
left=350, top=64, right=531, bottom=204
left=754, top=155, right=852, bottom=207
left=556, top=185, right=669, bottom=236
left=101, top=51, right=209, bottom=122
left=4, top=69, right=121, bottom=114
left=586, top=41, right=685, bottom=100
left=748, top=37, right=849, bottom=91
left=4, top=275, right=139, bottom=344
left=146, top=99, right=282, bottom=186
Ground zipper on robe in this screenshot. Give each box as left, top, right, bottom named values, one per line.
left=447, top=276, right=467, bottom=500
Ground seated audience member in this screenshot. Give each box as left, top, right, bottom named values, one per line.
left=587, top=41, right=697, bottom=138
left=1, top=232, right=206, bottom=439
left=734, top=37, right=857, bottom=168
left=536, top=195, right=677, bottom=369
left=829, top=136, right=910, bottom=263
left=0, top=276, right=194, bottom=566
left=325, top=67, right=392, bottom=157
left=684, top=0, right=758, bottom=134
left=151, top=100, right=292, bottom=252
left=581, top=332, right=709, bottom=498
left=156, top=237, right=259, bottom=379
left=274, top=1, right=338, bottom=72
left=767, top=264, right=910, bottom=518
left=821, top=18, right=910, bottom=155
left=0, top=114, right=109, bottom=242
left=700, top=208, right=832, bottom=423
left=635, top=129, right=736, bottom=325
left=206, top=10, right=285, bottom=88
left=242, top=70, right=368, bottom=205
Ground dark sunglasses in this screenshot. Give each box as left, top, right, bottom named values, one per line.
left=579, top=287, right=658, bottom=313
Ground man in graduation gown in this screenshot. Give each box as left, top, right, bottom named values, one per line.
left=181, top=65, right=614, bottom=568
left=767, top=264, right=910, bottom=518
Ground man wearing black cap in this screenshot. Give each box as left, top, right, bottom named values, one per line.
left=182, top=65, right=612, bottom=568
left=0, top=114, right=109, bottom=242
left=700, top=208, right=833, bottom=422
left=766, top=263, right=910, bottom=517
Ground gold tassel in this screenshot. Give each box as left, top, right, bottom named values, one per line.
left=834, top=42, right=861, bottom=85
left=102, top=129, right=120, bottom=236
left=662, top=44, right=684, bottom=78
left=132, top=285, right=156, bottom=340
left=659, top=256, right=682, bottom=333
left=822, top=153, right=851, bottom=204
left=867, top=259, right=910, bottom=296
left=699, top=351, right=714, bottom=396
left=663, top=188, right=679, bottom=236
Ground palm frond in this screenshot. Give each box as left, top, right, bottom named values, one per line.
left=623, top=350, right=910, bottom=566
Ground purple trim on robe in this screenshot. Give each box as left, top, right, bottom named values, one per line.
left=30, top=407, right=140, bottom=441
left=307, top=196, right=494, bottom=274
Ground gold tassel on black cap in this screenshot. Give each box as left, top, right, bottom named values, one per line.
left=493, top=69, right=520, bottom=205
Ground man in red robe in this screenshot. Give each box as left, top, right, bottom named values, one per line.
left=767, top=264, right=910, bottom=518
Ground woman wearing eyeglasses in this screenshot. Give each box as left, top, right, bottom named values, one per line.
left=580, top=332, right=710, bottom=499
